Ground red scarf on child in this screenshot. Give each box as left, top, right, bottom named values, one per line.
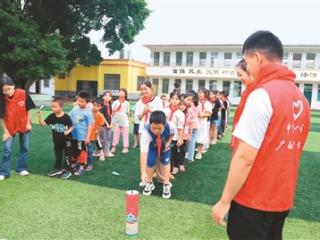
left=115, top=96, right=125, bottom=112
left=141, top=95, right=154, bottom=124
left=230, top=63, right=296, bottom=149
left=156, top=134, right=161, bottom=158
left=169, top=104, right=179, bottom=121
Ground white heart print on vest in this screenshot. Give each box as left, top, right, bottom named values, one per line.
left=293, top=100, right=303, bottom=121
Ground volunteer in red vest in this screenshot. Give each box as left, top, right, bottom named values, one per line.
left=0, top=73, right=36, bottom=181
left=211, top=31, right=311, bottom=239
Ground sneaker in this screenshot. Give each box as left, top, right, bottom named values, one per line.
left=19, top=170, right=30, bottom=176
left=99, top=155, right=105, bottom=161
left=0, top=175, right=5, bottom=181
left=210, top=140, right=217, bottom=145
left=121, top=148, right=129, bottom=154
left=48, top=169, right=63, bottom=177
left=61, top=171, right=72, bottom=179
left=202, top=149, right=208, bottom=154
left=105, top=152, right=114, bottom=158
left=92, top=151, right=100, bottom=157
left=74, top=169, right=84, bottom=176
left=185, top=153, right=189, bottom=159
left=162, top=183, right=172, bottom=199
left=85, top=165, right=93, bottom=172
left=195, top=152, right=202, bottom=160
left=139, top=181, right=147, bottom=187
left=143, top=182, right=155, bottom=196
left=171, top=167, right=179, bottom=175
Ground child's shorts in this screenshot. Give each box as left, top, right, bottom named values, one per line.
left=71, top=140, right=88, bottom=164
left=147, top=148, right=171, bottom=168
left=133, top=123, right=140, bottom=135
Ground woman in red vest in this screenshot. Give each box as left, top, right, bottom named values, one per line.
left=212, top=31, right=311, bottom=239
left=0, top=73, right=36, bottom=181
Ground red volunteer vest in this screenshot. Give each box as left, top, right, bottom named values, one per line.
left=4, top=89, right=28, bottom=135
left=234, top=80, right=311, bottom=211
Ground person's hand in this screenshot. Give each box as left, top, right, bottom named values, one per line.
left=26, top=122, right=32, bottom=131
left=177, top=139, right=184, bottom=147
left=2, top=131, right=11, bottom=142
left=143, top=106, right=151, bottom=113
left=37, top=111, right=42, bottom=118
left=211, top=200, right=230, bottom=227
left=64, top=130, right=70, bottom=136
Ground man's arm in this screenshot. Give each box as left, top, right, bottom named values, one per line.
left=0, top=118, right=11, bottom=141
left=37, top=111, right=47, bottom=127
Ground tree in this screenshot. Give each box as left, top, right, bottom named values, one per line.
left=0, top=0, right=150, bottom=90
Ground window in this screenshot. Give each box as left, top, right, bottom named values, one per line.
left=283, top=52, right=289, bottom=65
left=162, top=78, right=169, bottom=94
left=186, top=52, right=193, bottom=66
left=137, top=76, right=145, bottom=91
left=222, top=81, right=231, bottom=96
left=163, top=52, right=171, bottom=66
left=293, top=53, right=302, bottom=68
left=104, top=74, right=120, bottom=90
left=306, top=53, right=316, bottom=69
left=209, top=80, right=217, bottom=90
left=210, top=52, right=218, bottom=67
left=58, top=73, right=65, bottom=79
left=233, top=81, right=242, bottom=97
left=176, top=52, right=182, bottom=66
left=174, top=79, right=181, bottom=89
left=153, top=52, right=160, bottom=66
left=186, top=79, right=193, bottom=91
left=198, top=79, right=206, bottom=89
left=224, top=52, right=232, bottom=67
left=43, top=79, right=50, bottom=88
left=199, top=52, right=207, bottom=66
left=318, top=84, right=320, bottom=102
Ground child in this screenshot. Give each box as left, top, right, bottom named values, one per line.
left=100, top=91, right=114, bottom=158
left=37, top=97, right=73, bottom=179
left=70, top=91, right=94, bottom=176
left=141, top=111, right=174, bottom=199
left=209, top=90, right=221, bottom=145
left=0, top=73, right=36, bottom=180
left=184, top=90, right=199, bottom=162
left=111, top=88, right=130, bottom=154
left=195, top=88, right=212, bottom=160
left=160, top=94, right=169, bottom=109
left=132, top=96, right=141, bottom=149
left=86, top=99, right=105, bottom=171
left=165, top=90, right=185, bottom=175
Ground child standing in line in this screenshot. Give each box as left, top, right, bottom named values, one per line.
left=37, top=97, right=73, bottom=179
left=70, top=91, right=94, bottom=176
left=100, top=91, right=114, bottom=158
left=165, top=90, right=185, bottom=175
left=86, top=99, right=106, bottom=171
left=141, top=111, right=174, bottom=199
left=209, top=90, right=221, bottom=145
left=111, top=88, right=130, bottom=154
left=132, top=96, right=141, bottom=149
left=195, top=88, right=212, bottom=160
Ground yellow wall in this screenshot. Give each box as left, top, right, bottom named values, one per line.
left=55, top=59, right=147, bottom=96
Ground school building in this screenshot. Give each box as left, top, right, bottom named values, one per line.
left=54, top=59, right=148, bottom=99
left=145, top=44, right=320, bottom=110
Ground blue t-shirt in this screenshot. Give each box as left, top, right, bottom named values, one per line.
left=70, top=106, right=94, bottom=141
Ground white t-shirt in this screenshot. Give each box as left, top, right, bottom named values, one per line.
left=112, top=100, right=130, bottom=127
left=136, top=96, right=164, bottom=133
left=233, top=89, right=273, bottom=149
left=140, top=122, right=175, bottom=153
left=133, top=102, right=141, bottom=124
left=164, top=108, right=185, bottom=141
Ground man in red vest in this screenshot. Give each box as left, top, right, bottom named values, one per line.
left=212, top=31, right=311, bottom=239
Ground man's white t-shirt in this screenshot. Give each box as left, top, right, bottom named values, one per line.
left=233, top=89, right=273, bottom=149
left=140, top=122, right=175, bottom=153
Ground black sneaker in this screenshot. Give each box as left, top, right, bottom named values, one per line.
left=61, top=171, right=72, bottom=179
left=162, top=183, right=172, bottom=199
left=143, top=182, right=155, bottom=196
left=48, top=169, right=63, bottom=177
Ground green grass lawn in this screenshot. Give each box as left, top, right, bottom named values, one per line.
left=0, top=110, right=319, bottom=239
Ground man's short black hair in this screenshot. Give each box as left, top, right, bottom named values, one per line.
left=242, top=30, right=283, bottom=60
left=149, top=110, right=166, bottom=126
left=52, top=96, right=64, bottom=107
left=77, top=91, right=90, bottom=102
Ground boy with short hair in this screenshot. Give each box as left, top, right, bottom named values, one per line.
left=86, top=99, right=105, bottom=171
left=70, top=91, right=94, bottom=176
left=140, top=111, right=175, bottom=199
left=37, top=97, right=73, bottom=178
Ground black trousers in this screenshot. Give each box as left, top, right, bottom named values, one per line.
left=53, top=139, right=72, bottom=170
left=227, top=201, right=289, bottom=240
left=170, top=140, right=186, bottom=168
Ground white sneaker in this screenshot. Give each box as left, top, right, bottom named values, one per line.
left=0, top=175, right=5, bottom=181
left=19, top=170, right=30, bottom=176
left=99, top=155, right=105, bottom=161
left=202, top=149, right=208, bottom=154
left=143, top=182, right=155, bottom=196
left=162, top=183, right=172, bottom=199
left=195, top=152, right=202, bottom=160
left=210, top=140, right=217, bottom=145
left=139, top=181, right=147, bottom=187
left=105, top=152, right=114, bottom=158
left=121, top=148, right=129, bottom=154
left=185, top=153, right=189, bottom=159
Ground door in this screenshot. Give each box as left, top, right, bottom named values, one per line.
left=303, top=84, right=312, bottom=105
left=77, top=80, right=98, bottom=98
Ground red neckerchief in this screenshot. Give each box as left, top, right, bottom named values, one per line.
left=141, top=95, right=154, bottom=124
left=104, top=102, right=111, bottom=116
left=156, top=134, right=161, bottom=158
left=115, top=96, right=125, bottom=112
left=230, top=63, right=296, bottom=149
left=169, top=104, right=179, bottom=121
